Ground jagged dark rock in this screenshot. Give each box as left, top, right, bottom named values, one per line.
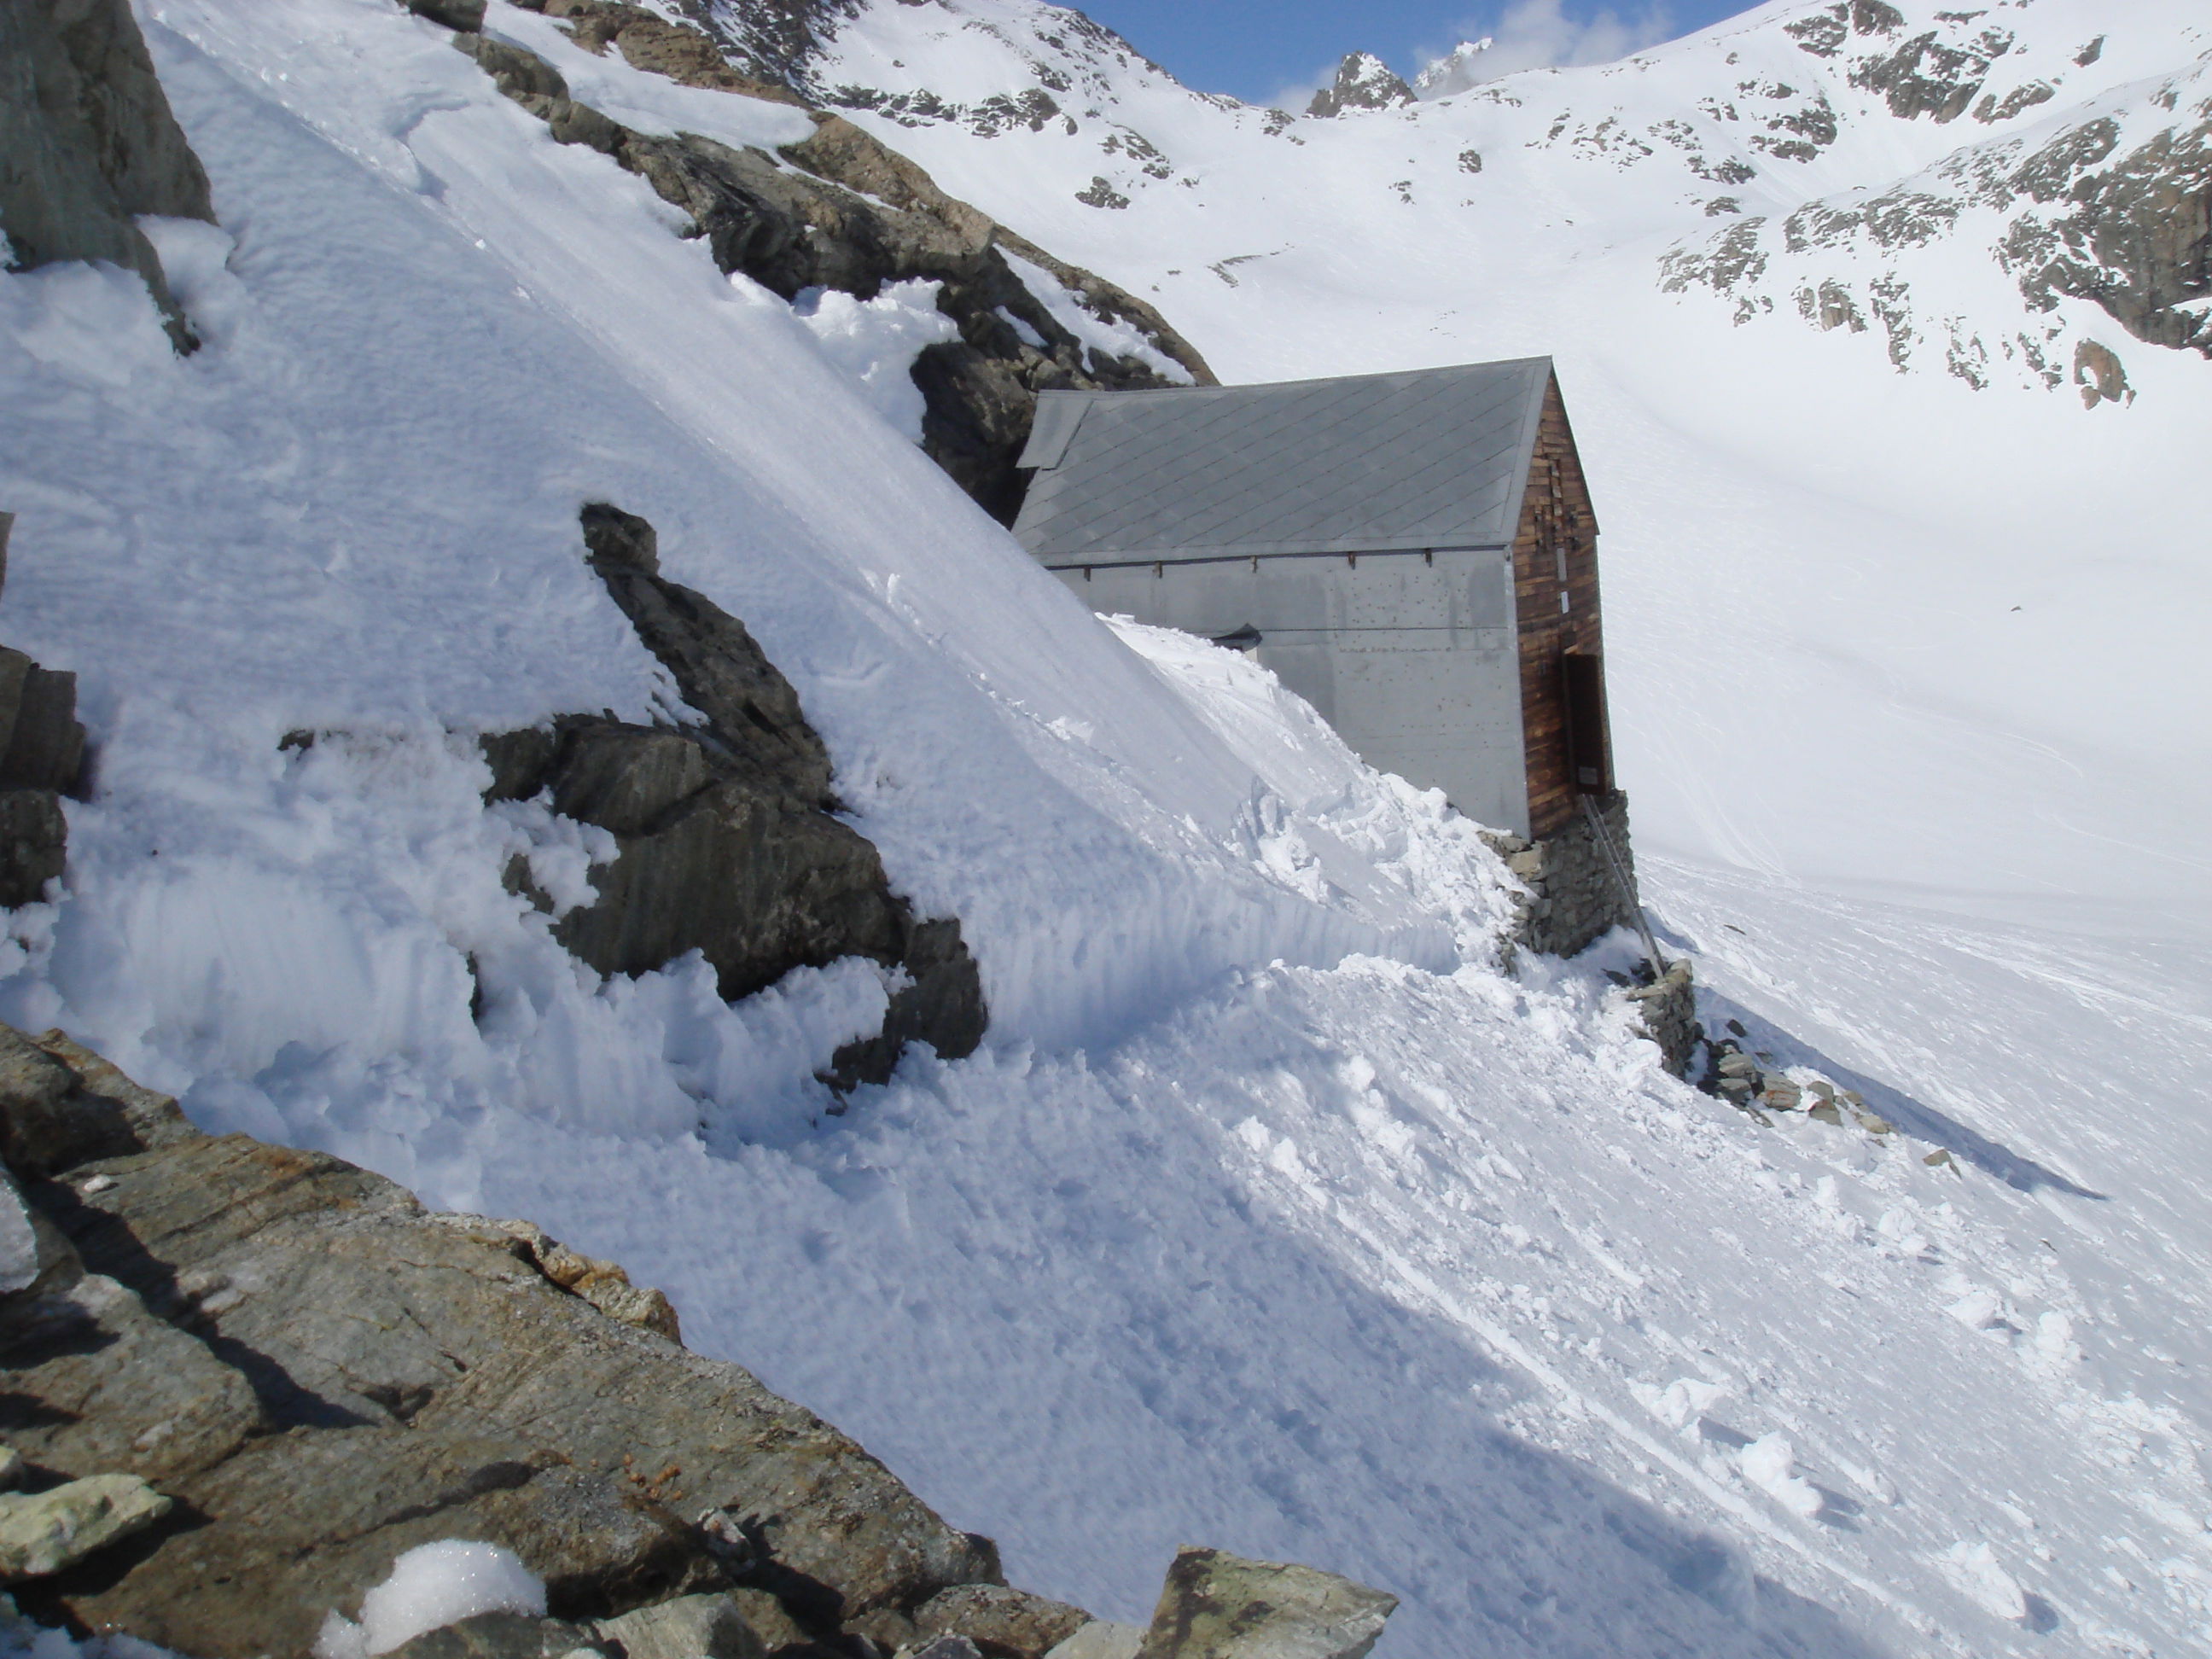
left=591, top=1592, right=765, bottom=1659
left=443, top=18, right=1210, bottom=521
left=0, top=516, right=89, bottom=909
left=402, top=0, right=487, bottom=32
left=384, top=1611, right=608, bottom=1659
left=0, top=789, right=67, bottom=911
left=0, top=649, right=86, bottom=799
left=1306, top=53, right=1415, bottom=119
left=484, top=506, right=986, bottom=1088
left=579, top=505, right=834, bottom=806
left=2, top=1027, right=1011, bottom=1656
left=2002, top=117, right=2212, bottom=359
left=0, top=0, right=217, bottom=347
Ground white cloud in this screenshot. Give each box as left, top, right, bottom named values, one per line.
left=1418, top=0, right=1681, bottom=90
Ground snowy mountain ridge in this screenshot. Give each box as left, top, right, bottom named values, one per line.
left=685, top=0, right=2211, bottom=395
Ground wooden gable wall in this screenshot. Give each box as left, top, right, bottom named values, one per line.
left=1511, top=375, right=1610, bottom=841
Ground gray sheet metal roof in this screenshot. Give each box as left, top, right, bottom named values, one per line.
left=1011, top=357, right=1554, bottom=565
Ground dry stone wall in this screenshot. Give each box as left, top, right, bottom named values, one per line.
left=1482, top=791, right=1643, bottom=961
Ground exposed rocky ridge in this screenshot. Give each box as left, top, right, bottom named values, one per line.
left=0, top=0, right=216, bottom=348
left=682, top=0, right=869, bottom=95
left=1662, top=70, right=2212, bottom=379
left=1649, top=2, right=2212, bottom=379
left=1306, top=54, right=1414, bottom=120
left=742, top=0, right=2208, bottom=397
left=1132, top=1547, right=1394, bottom=1659
left=478, top=504, right=986, bottom=1090
left=1, top=1027, right=1394, bottom=1659
left=446, top=1, right=1213, bottom=521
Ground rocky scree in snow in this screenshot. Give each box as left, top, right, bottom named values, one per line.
left=441, top=1, right=1212, bottom=521
left=473, top=504, right=987, bottom=1092
left=0, top=1024, right=1395, bottom=1659
left=0, top=0, right=215, bottom=349
left=1663, top=0, right=2212, bottom=375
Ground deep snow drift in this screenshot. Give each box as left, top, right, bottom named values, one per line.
left=0, top=2, right=2208, bottom=1656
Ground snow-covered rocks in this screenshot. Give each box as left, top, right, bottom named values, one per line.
left=422, top=3, right=1209, bottom=519
left=1736, top=1434, right=1824, bottom=1521
left=1412, top=41, right=1495, bottom=102
left=479, top=500, right=987, bottom=1091
left=1935, top=1539, right=2031, bottom=1623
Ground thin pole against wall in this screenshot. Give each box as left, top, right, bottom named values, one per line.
left=1579, top=795, right=1668, bottom=973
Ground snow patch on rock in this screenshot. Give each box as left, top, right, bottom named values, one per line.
left=316, top=1541, right=545, bottom=1659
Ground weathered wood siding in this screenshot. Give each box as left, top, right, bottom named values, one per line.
left=1512, top=375, right=1608, bottom=841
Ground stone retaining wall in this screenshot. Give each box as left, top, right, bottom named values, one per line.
left=1482, top=791, right=1642, bottom=961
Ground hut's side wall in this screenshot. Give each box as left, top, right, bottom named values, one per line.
left=1054, top=549, right=1530, bottom=834
left=1512, top=375, right=1609, bottom=841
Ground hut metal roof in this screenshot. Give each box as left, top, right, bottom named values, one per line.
left=1011, top=357, right=1556, bottom=565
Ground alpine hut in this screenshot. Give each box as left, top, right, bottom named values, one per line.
left=1010, top=356, right=1643, bottom=957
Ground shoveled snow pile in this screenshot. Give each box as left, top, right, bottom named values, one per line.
left=0, top=2, right=2207, bottom=1658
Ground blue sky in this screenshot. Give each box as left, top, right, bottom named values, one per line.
left=1074, top=0, right=1765, bottom=104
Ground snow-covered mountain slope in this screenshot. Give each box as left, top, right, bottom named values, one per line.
left=706, top=0, right=2212, bottom=933
left=2, top=3, right=2209, bottom=1658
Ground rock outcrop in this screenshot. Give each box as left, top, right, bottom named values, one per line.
left=0, top=515, right=88, bottom=910
left=448, top=3, right=1212, bottom=521
left=1130, top=1548, right=1395, bottom=1659
left=2, top=1028, right=1398, bottom=1659
left=0, top=1023, right=1012, bottom=1654
left=1306, top=54, right=1415, bottom=119
left=480, top=505, right=987, bottom=1090
left=0, top=0, right=217, bottom=347
left=0, top=1472, right=172, bottom=1580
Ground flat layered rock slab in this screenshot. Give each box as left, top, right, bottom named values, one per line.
left=1132, top=1548, right=1395, bottom=1659
left=9, top=1073, right=993, bottom=1657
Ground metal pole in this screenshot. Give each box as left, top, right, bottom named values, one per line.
left=1580, top=794, right=1668, bottom=973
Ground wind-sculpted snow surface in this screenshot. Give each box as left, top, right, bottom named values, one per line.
left=2, top=3, right=2210, bottom=1658
left=0, top=0, right=1464, bottom=1120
